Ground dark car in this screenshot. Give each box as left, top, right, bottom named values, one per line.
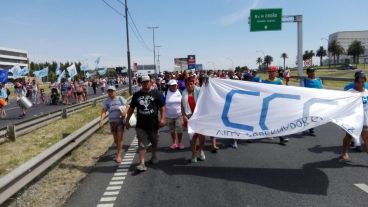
left=337, top=64, right=357, bottom=70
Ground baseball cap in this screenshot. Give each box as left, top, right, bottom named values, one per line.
left=107, top=85, right=116, bottom=91
left=355, top=71, right=365, bottom=78
left=141, top=75, right=150, bottom=82
left=168, top=79, right=177, bottom=85
left=306, top=67, right=316, bottom=73
left=268, top=66, right=277, bottom=73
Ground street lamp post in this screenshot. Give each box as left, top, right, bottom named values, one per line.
left=147, top=26, right=159, bottom=75
left=155, top=45, right=162, bottom=74
left=124, top=0, right=132, bottom=95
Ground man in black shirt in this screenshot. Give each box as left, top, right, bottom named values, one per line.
left=126, top=75, right=166, bottom=172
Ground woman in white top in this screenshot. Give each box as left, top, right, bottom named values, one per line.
left=341, top=72, right=368, bottom=161
left=165, top=79, right=185, bottom=150
left=31, top=80, right=39, bottom=105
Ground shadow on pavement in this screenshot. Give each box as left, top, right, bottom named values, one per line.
left=308, top=145, right=364, bottom=155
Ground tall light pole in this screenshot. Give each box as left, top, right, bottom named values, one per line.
left=155, top=45, right=162, bottom=74
left=124, top=0, right=132, bottom=95
left=147, top=26, right=159, bottom=75
left=321, top=37, right=330, bottom=68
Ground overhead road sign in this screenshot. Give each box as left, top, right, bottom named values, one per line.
left=250, top=8, right=282, bottom=32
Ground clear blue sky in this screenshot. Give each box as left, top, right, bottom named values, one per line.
left=1, top=0, right=367, bottom=70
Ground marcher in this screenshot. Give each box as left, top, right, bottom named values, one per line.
left=164, top=79, right=184, bottom=150
left=100, top=77, right=106, bottom=95
left=283, top=67, right=291, bottom=85
left=301, top=67, right=323, bottom=136
left=126, top=75, right=166, bottom=172
left=100, top=86, right=127, bottom=163
left=340, top=72, right=368, bottom=161
left=262, top=66, right=288, bottom=144
left=92, top=77, right=98, bottom=95
left=14, top=79, right=27, bottom=118
left=182, top=77, right=205, bottom=163
left=0, top=83, right=8, bottom=118
left=31, top=80, right=39, bottom=105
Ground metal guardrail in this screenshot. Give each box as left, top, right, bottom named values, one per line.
left=0, top=88, right=128, bottom=144
left=0, top=96, right=132, bottom=205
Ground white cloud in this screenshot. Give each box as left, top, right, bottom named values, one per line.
left=220, top=0, right=260, bottom=26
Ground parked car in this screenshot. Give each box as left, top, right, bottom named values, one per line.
left=337, top=64, right=357, bottom=70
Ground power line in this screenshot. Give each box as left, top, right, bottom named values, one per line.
left=100, top=0, right=125, bottom=17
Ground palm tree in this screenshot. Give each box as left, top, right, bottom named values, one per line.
left=263, top=55, right=273, bottom=68
left=347, top=40, right=365, bottom=64
left=281, top=53, right=288, bottom=69
left=303, top=50, right=310, bottom=61
left=316, top=46, right=327, bottom=66
left=256, top=57, right=263, bottom=70
left=328, top=40, right=345, bottom=65
left=308, top=50, right=315, bottom=65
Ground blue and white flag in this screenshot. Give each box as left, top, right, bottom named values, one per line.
left=0, top=69, right=8, bottom=83
left=56, top=63, right=62, bottom=76
left=21, top=66, right=29, bottom=76
left=80, top=62, right=89, bottom=71
left=67, top=64, right=77, bottom=78
left=94, top=57, right=101, bottom=70
left=189, top=78, right=364, bottom=140
left=33, top=67, right=49, bottom=79
left=9, top=64, right=21, bottom=74
left=97, top=67, right=107, bottom=76
left=86, top=72, right=92, bottom=79
left=12, top=65, right=24, bottom=78
left=57, top=70, right=65, bottom=84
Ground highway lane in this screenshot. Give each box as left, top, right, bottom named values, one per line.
left=0, top=85, right=126, bottom=129
left=64, top=123, right=368, bottom=207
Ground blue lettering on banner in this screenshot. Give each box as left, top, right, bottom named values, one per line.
left=302, top=98, right=337, bottom=117
left=221, top=90, right=260, bottom=131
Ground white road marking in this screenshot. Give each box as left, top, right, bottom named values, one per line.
left=96, top=136, right=138, bottom=207
left=354, top=184, right=368, bottom=193
left=100, top=197, right=117, bottom=202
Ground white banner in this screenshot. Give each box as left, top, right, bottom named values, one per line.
left=188, top=78, right=364, bottom=139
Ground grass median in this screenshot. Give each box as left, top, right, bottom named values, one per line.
left=0, top=90, right=128, bottom=177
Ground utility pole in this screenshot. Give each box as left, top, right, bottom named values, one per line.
left=147, top=26, right=159, bottom=75
left=125, top=0, right=132, bottom=95
left=155, top=46, right=162, bottom=74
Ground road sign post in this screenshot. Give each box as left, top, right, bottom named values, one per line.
left=250, top=8, right=282, bottom=32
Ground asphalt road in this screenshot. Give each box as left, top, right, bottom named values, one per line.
left=0, top=85, right=125, bottom=129
left=64, top=123, right=368, bottom=207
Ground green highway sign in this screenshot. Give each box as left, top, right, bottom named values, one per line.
left=250, top=8, right=282, bottom=32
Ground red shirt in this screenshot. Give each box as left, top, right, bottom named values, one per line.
left=188, top=95, right=196, bottom=113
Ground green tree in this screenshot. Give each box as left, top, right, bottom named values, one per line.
left=328, top=40, right=345, bottom=65
left=281, top=53, right=288, bottom=70
left=256, top=57, right=263, bottom=70
left=316, top=46, right=327, bottom=66
left=347, top=40, right=365, bottom=64
left=263, top=55, right=273, bottom=68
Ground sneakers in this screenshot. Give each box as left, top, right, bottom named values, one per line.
left=178, top=143, right=185, bottom=150
left=198, top=151, right=206, bottom=161
left=191, top=158, right=197, bottom=163
left=279, top=137, right=289, bottom=144
left=150, top=157, right=159, bottom=165
left=309, top=129, right=316, bottom=137
left=170, top=143, right=178, bottom=150
left=136, top=164, right=147, bottom=172
left=231, top=140, right=238, bottom=149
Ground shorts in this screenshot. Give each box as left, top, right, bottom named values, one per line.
left=167, top=117, right=184, bottom=133
left=136, top=128, right=159, bottom=150
left=0, top=99, right=7, bottom=107
left=110, top=120, right=125, bottom=134
left=76, top=92, right=83, bottom=96
left=285, top=77, right=290, bottom=82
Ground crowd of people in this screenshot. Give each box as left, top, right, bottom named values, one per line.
left=100, top=66, right=368, bottom=172
left=0, top=76, right=130, bottom=119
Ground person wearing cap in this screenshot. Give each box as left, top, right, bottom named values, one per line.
left=126, top=75, right=166, bottom=172
left=100, top=85, right=128, bottom=163
left=251, top=70, right=261, bottom=82
left=262, top=66, right=288, bottom=144
left=283, top=67, right=291, bottom=85
left=164, top=79, right=185, bottom=150
left=340, top=72, right=368, bottom=161
left=344, top=71, right=368, bottom=91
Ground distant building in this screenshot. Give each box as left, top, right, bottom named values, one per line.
left=328, top=30, right=368, bottom=64
left=136, top=64, right=155, bottom=76
left=0, top=47, right=29, bottom=69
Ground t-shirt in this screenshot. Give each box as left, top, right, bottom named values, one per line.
left=348, top=88, right=368, bottom=126
left=130, top=89, right=165, bottom=130
left=262, top=78, right=283, bottom=85
left=188, top=95, right=196, bottom=113
left=302, top=78, right=323, bottom=89
left=165, top=90, right=182, bottom=119
left=102, top=96, right=127, bottom=123
left=252, top=76, right=261, bottom=83
left=344, top=82, right=368, bottom=91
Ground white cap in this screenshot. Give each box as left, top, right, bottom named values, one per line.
left=107, top=85, right=116, bottom=91
left=141, top=75, right=150, bottom=82
left=168, top=79, right=177, bottom=86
